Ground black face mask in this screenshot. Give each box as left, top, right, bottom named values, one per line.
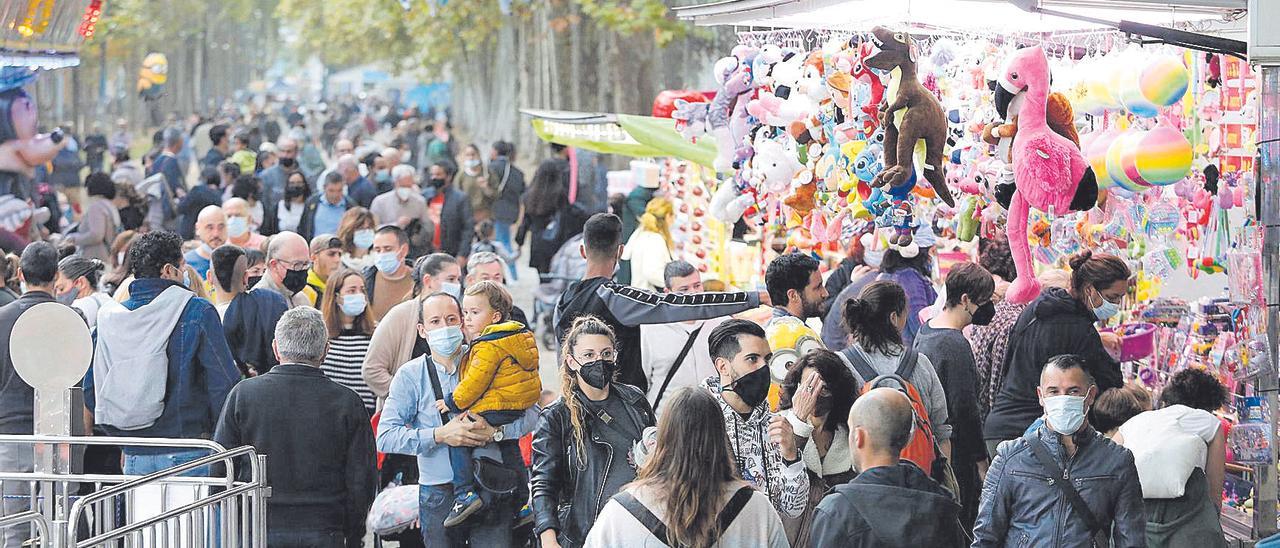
left=279, top=157, right=297, bottom=168
left=576, top=359, right=616, bottom=390
left=285, top=185, right=307, bottom=200
left=282, top=268, right=309, bottom=293
left=814, top=393, right=834, bottom=418
left=971, top=301, right=996, bottom=326
left=724, top=366, right=771, bottom=409
left=246, top=275, right=263, bottom=288
left=430, top=177, right=446, bottom=189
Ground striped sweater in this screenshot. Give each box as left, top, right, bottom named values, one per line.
left=322, top=331, right=376, bottom=414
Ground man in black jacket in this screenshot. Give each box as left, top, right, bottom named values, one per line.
left=553, top=213, right=766, bottom=391
left=0, top=242, right=60, bottom=547
left=214, top=307, right=376, bottom=548
left=488, top=141, right=524, bottom=281
left=423, top=160, right=473, bottom=260
left=810, top=387, right=966, bottom=547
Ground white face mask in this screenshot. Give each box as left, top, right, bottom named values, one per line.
left=395, top=187, right=413, bottom=201
left=1042, top=394, right=1089, bottom=435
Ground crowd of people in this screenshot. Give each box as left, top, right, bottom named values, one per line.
left=0, top=101, right=1235, bottom=548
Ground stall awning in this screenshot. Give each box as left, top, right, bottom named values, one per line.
left=672, top=0, right=1243, bottom=33
left=522, top=109, right=720, bottom=167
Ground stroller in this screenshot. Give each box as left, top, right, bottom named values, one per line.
left=532, top=234, right=587, bottom=352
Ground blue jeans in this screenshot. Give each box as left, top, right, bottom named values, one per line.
left=494, top=222, right=518, bottom=281
left=122, top=449, right=210, bottom=477
left=448, top=410, right=522, bottom=501
left=421, top=441, right=524, bottom=547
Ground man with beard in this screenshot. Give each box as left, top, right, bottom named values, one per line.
left=766, top=253, right=828, bottom=321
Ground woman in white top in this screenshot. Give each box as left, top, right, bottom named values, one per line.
left=778, top=349, right=858, bottom=548
left=1114, top=368, right=1228, bottom=547
left=621, top=196, right=673, bottom=292
left=586, top=387, right=788, bottom=548
left=336, top=207, right=376, bottom=271
left=276, top=170, right=310, bottom=233
left=55, top=255, right=113, bottom=329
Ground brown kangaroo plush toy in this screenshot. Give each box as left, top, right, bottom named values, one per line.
left=865, top=26, right=955, bottom=207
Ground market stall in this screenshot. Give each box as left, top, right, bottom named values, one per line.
left=663, top=0, right=1271, bottom=542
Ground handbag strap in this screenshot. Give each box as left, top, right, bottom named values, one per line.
left=415, top=300, right=450, bottom=422
left=495, top=161, right=512, bottom=196
left=1028, top=437, right=1102, bottom=535
left=652, top=325, right=704, bottom=409
left=614, top=485, right=757, bottom=547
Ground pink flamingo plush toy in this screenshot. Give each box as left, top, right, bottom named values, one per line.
left=1000, top=46, right=1098, bottom=304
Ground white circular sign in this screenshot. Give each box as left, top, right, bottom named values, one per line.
left=11, top=302, right=93, bottom=391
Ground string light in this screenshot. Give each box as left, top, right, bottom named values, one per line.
left=78, top=0, right=104, bottom=39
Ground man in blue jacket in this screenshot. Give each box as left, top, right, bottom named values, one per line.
left=84, top=231, right=241, bottom=475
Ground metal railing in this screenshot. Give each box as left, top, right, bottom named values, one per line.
left=0, top=434, right=269, bottom=547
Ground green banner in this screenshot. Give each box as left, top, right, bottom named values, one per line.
left=616, top=114, right=719, bottom=168
left=528, top=113, right=720, bottom=168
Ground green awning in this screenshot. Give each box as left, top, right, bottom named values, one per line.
left=523, top=109, right=719, bottom=168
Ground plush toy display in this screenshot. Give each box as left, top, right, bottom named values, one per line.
left=999, top=46, right=1098, bottom=304
left=864, top=26, right=956, bottom=207
left=0, top=67, right=62, bottom=249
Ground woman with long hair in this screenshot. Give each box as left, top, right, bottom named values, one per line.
left=531, top=316, right=656, bottom=548
left=777, top=349, right=858, bottom=547
left=276, top=170, right=311, bottom=234
left=516, top=150, right=569, bottom=275
left=586, top=387, right=788, bottom=547
left=336, top=207, right=376, bottom=271
left=318, top=268, right=376, bottom=415
left=983, top=250, right=1131, bottom=453
left=621, top=196, right=674, bottom=292
left=875, top=231, right=937, bottom=347
left=841, top=280, right=952, bottom=456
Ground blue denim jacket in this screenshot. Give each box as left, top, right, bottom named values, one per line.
left=84, top=278, right=240, bottom=452
left=972, top=423, right=1146, bottom=547
left=377, top=354, right=537, bottom=486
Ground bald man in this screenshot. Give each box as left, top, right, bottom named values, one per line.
left=254, top=231, right=314, bottom=309
left=223, top=197, right=268, bottom=251
left=810, top=388, right=965, bottom=547
left=185, top=205, right=227, bottom=278
left=339, top=153, right=377, bottom=208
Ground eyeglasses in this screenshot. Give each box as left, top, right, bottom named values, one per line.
left=575, top=349, right=616, bottom=362
left=278, top=259, right=312, bottom=271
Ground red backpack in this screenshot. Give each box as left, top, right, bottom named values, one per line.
left=841, top=346, right=939, bottom=475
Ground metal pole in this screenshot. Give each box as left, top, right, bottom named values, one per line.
left=1257, top=63, right=1280, bottom=540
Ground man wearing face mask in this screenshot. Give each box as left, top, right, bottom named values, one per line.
left=371, top=164, right=433, bottom=256
left=84, top=231, right=240, bottom=475
left=183, top=205, right=227, bottom=279
left=973, top=354, right=1145, bottom=548
left=809, top=387, right=966, bottom=547
left=702, top=319, right=810, bottom=520
left=222, top=197, right=268, bottom=251
left=378, top=292, right=538, bottom=547
left=913, top=262, right=996, bottom=532
left=259, top=136, right=298, bottom=204
left=423, top=160, right=474, bottom=260
left=339, top=154, right=376, bottom=209
left=362, top=226, right=414, bottom=322
left=254, top=231, right=314, bottom=309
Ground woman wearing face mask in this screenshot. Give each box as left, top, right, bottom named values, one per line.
left=914, top=262, right=996, bottom=533
left=231, top=174, right=278, bottom=236
left=841, top=280, right=952, bottom=458
left=277, top=171, right=311, bottom=234
left=532, top=316, right=656, bottom=548
left=319, top=268, right=376, bottom=415
left=243, top=249, right=267, bottom=289
left=55, top=255, right=112, bottom=329
left=336, top=207, right=377, bottom=270
left=776, top=349, right=858, bottom=548
left=983, top=250, right=1130, bottom=455
left=455, top=143, right=493, bottom=222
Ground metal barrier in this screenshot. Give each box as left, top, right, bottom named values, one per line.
left=0, top=434, right=269, bottom=547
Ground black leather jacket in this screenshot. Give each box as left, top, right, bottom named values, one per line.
left=530, top=383, right=655, bottom=547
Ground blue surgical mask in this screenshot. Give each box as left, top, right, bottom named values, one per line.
left=340, top=294, right=367, bottom=317
left=56, top=287, right=77, bottom=306
left=441, top=282, right=462, bottom=299
left=1091, top=290, right=1119, bottom=321
left=353, top=229, right=375, bottom=250
left=374, top=252, right=401, bottom=275
left=1042, top=394, right=1089, bottom=435
left=227, top=216, right=249, bottom=238
left=182, top=270, right=193, bottom=289
left=427, top=325, right=464, bottom=356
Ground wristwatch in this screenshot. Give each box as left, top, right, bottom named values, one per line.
left=492, top=429, right=505, bottom=442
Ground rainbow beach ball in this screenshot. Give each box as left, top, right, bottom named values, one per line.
left=1106, top=130, right=1151, bottom=192
left=1139, top=57, right=1190, bottom=107
left=1135, top=125, right=1193, bottom=185
left=1085, top=129, right=1121, bottom=189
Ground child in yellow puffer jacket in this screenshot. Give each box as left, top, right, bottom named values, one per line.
left=435, top=280, right=541, bottom=528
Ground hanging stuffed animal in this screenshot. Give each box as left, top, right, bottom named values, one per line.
left=864, top=26, right=956, bottom=207
left=983, top=76, right=1082, bottom=209
left=1000, top=46, right=1099, bottom=304
left=849, top=40, right=887, bottom=136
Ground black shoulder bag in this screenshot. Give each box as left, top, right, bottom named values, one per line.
left=651, top=326, right=704, bottom=410
left=613, top=485, right=755, bottom=547
left=1028, top=438, right=1105, bottom=548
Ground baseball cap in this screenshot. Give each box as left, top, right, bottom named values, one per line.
left=310, top=234, right=343, bottom=254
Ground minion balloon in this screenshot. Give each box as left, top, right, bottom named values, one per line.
left=138, top=53, right=168, bottom=101
left=764, top=317, right=824, bottom=410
